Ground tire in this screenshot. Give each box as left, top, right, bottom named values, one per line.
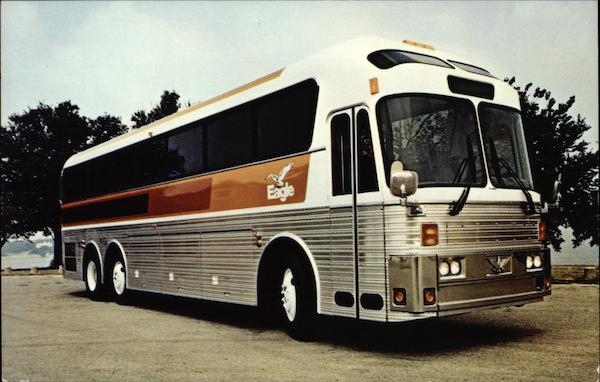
left=107, top=256, right=128, bottom=303
left=279, top=255, right=317, bottom=341
left=83, top=255, right=103, bottom=299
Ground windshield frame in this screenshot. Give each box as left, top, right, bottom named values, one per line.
left=478, top=102, right=534, bottom=191
left=376, top=93, right=487, bottom=189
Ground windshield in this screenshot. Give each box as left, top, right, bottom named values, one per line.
left=377, top=95, right=486, bottom=187
left=479, top=103, right=533, bottom=190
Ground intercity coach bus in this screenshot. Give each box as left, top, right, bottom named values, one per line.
left=61, top=37, right=554, bottom=339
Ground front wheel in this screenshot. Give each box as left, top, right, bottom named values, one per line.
left=279, top=257, right=317, bottom=340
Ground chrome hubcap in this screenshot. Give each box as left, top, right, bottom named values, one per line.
left=281, top=268, right=297, bottom=322
left=112, top=261, right=126, bottom=295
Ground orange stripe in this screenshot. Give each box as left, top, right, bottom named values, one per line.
left=62, top=153, right=310, bottom=227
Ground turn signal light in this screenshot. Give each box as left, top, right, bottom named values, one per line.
left=421, top=223, right=439, bottom=246
left=544, top=276, right=551, bottom=290
left=393, top=288, right=406, bottom=305
left=423, top=288, right=436, bottom=305
left=538, top=221, right=547, bottom=241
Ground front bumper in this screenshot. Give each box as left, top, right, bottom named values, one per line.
left=388, top=248, right=551, bottom=318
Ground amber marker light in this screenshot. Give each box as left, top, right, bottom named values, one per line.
left=393, top=288, right=407, bottom=305
left=423, top=288, right=436, bottom=305
left=369, top=77, right=379, bottom=95
left=538, top=220, right=547, bottom=242
left=544, top=276, right=552, bottom=290
left=421, top=223, right=439, bottom=246
left=403, top=39, right=435, bottom=50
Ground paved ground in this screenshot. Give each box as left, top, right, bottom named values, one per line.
left=2, top=276, right=598, bottom=382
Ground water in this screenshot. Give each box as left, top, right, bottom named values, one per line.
left=1, top=233, right=54, bottom=270
left=1, top=253, right=54, bottom=270
left=551, top=248, right=598, bottom=265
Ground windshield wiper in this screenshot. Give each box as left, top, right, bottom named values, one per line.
left=498, top=157, right=537, bottom=215
left=488, top=138, right=536, bottom=214
left=487, top=138, right=505, bottom=187
left=449, top=136, right=476, bottom=216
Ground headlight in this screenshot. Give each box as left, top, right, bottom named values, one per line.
left=450, top=260, right=461, bottom=275
left=526, top=255, right=533, bottom=269
left=533, top=255, right=542, bottom=268
left=439, top=261, right=450, bottom=276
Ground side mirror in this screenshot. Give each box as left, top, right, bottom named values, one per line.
left=542, top=173, right=562, bottom=214
left=551, top=173, right=562, bottom=204
left=390, top=161, right=419, bottom=198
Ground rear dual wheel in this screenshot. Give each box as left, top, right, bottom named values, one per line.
left=84, top=256, right=103, bottom=299
left=107, top=257, right=128, bottom=302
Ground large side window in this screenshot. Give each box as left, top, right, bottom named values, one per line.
left=62, top=164, right=87, bottom=202
left=331, top=114, right=352, bottom=196
left=256, top=80, right=318, bottom=159
left=133, top=138, right=168, bottom=187
left=356, top=110, right=378, bottom=193
left=166, top=124, right=203, bottom=178
left=206, top=108, right=253, bottom=170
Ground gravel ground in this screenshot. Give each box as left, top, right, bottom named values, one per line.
left=1, top=275, right=598, bottom=382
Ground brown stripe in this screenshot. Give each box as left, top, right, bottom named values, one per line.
left=62, top=153, right=309, bottom=227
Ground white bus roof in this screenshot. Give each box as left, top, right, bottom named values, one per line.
left=63, top=37, right=507, bottom=169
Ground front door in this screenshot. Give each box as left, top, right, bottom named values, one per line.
left=329, top=106, right=384, bottom=320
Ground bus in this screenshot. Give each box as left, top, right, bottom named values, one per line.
left=61, top=37, right=555, bottom=339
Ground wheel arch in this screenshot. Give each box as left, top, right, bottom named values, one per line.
left=257, top=232, right=321, bottom=313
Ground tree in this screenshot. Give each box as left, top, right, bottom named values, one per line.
left=0, top=102, right=127, bottom=266
left=507, top=78, right=599, bottom=250
left=131, top=90, right=181, bottom=129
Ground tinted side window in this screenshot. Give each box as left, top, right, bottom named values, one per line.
left=356, top=110, right=378, bottom=193
left=62, top=165, right=87, bottom=202
left=331, top=114, right=351, bottom=196
left=133, top=138, right=167, bottom=187
left=256, top=81, right=318, bottom=159
left=206, top=108, right=253, bottom=170
left=166, top=124, right=203, bottom=178
left=105, top=148, right=133, bottom=193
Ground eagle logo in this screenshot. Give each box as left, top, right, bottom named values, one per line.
left=266, top=162, right=294, bottom=188
left=486, top=255, right=511, bottom=274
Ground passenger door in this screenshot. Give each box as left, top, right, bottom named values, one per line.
left=329, top=107, right=385, bottom=320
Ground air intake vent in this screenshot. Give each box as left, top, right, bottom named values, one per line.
left=447, top=76, right=494, bottom=100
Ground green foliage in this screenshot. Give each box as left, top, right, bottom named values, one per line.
left=0, top=102, right=127, bottom=260
left=507, top=78, right=599, bottom=250
left=131, top=90, right=181, bottom=129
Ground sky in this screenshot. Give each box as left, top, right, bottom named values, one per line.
left=1, top=1, right=598, bottom=147
left=1, top=1, right=598, bottom=257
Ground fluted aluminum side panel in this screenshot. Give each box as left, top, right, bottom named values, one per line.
left=357, top=205, right=387, bottom=321
left=329, top=207, right=355, bottom=318
left=126, top=233, right=162, bottom=291
left=63, top=208, right=346, bottom=314
left=160, top=233, right=202, bottom=296
left=200, top=230, right=257, bottom=304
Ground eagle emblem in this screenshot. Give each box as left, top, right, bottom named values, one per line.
left=486, top=255, right=511, bottom=274
left=266, top=162, right=294, bottom=188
